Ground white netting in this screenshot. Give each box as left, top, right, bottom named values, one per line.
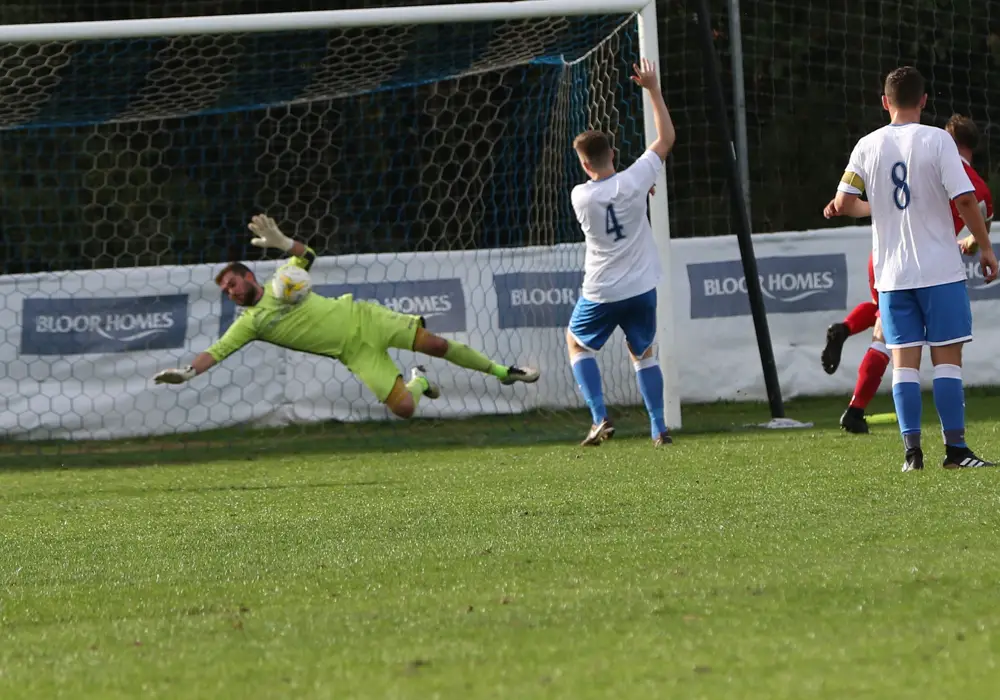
left=0, top=13, right=657, bottom=442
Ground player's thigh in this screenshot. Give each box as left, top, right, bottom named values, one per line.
left=877, top=289, right=925, bottom=349
left=343, top=344, right=403, bottom=403
left=356, top=300, right=424, bottom=352
left=568, top=297, right=616, bottom=351
left=619, top=288, right=657, bottom=357
left=872, top=315, right=885, bottom=344
left=917, top=281, right=972, bottom=347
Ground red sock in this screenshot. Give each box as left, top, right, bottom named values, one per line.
left=849, top=343, right=891, bottom=410
left=843, top=302, right=878, bottom=335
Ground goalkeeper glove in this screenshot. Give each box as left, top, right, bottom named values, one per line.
left=154, top=366, right=197, bottom=385
left=248, top=214, right=294, bottom=252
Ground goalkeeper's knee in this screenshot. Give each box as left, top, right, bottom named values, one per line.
left=385, top=377, right=416, bottom=419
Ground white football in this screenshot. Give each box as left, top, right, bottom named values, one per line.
left=271, top=264, right=312, bottom=304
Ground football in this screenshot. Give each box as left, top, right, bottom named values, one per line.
left=271, top=264, right=312, bottom=304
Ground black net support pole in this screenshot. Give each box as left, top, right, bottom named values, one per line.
left=692, top=0, right=786, bottom=419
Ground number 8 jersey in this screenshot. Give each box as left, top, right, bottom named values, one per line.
left=571, top=149, right=664, bottom=303
left=837, top=123, right=974, bottom=292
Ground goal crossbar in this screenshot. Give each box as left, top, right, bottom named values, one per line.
left=0, top=0, right=681, bottom=430
left=0, top=0, right=649, bottom=43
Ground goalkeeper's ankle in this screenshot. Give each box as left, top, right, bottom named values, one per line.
left=489, top=364, right=509, bottom=380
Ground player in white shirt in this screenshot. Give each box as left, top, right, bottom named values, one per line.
left=566, top=58, right=676, bottom=447
left=826, top=66, right=998, bottom=472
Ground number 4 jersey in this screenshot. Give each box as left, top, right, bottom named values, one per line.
left=571, top=149, right=664, bottom=303
left=838, top=123, right=974, bottom=292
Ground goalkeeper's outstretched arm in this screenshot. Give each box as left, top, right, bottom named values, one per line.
left=154, top=296, right=260, bottom=385
left=153, top=352, right=217, bottom=385
left=249, top=214, right=316, bottom=270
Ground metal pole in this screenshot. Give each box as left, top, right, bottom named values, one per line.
left=728, top=0, right=751, bottom=223
left=694, top=0, right=785, bottom=419
left=638, top=0, right=682, bottom=429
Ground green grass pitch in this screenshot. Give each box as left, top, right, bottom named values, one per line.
left=3, top=391, right=1000, bottom=699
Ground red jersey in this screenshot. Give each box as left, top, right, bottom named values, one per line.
left=951, top=159, right=993, bottom=235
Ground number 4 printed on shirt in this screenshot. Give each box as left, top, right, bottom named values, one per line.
left=605, top=205, right=625, bottom=241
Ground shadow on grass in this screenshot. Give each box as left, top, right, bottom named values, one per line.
left=7, top=388, right=999, bottom=472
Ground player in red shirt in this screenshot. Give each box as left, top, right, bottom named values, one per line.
left=821, top=114, right=993, bottom=433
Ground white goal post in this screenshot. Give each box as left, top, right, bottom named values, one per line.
left=0, top=0, right=681, bottom=438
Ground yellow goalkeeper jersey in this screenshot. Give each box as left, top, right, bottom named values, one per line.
left=206, top=248, right=356, bottom=362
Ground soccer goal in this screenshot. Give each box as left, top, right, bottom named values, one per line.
left=0, top=0, right=680, bottom=443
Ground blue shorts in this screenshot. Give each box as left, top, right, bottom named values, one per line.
left=878, top=281, right=972, bottom=349
left=568, top=288, right=657, bottom=355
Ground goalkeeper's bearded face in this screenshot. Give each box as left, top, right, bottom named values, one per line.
left=218, top=270, right=262, bottom=307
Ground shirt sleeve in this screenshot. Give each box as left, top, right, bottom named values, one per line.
left=571, top=185, right=586, bottom=225
left=287, top=245, right=317, bottom=271
left=939, top=135, right=975, bottom=200
left=621, top=149, right=663, bottom=195
left=837, top=141, right=866, bottom=195
left=205, top=313, right=257, bottom=362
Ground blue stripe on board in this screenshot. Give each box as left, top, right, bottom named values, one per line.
left=27, top=39, right=161, bottom=127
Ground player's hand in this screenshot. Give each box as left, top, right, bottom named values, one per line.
left=823, top=198, right=841, bottom=219
left=154, top=366, right=197, bottom=385
left=958, top=235, right=979, bottom=255
left=979, top=247, right=998, bottom=283
left=631, top=57, right=661, bottom=93
left=648, top=185, right=656, bottom=197
left=248, top=214, right=294, bottom=252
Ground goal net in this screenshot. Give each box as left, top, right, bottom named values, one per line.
left=0, top=4, right=665, bottom=444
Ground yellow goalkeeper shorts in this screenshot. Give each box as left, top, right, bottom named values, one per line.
left=340, top=300, right=424, bottom=402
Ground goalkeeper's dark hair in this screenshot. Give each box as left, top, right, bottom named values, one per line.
left=215, top=261, right=254, bottom=285
left=573, top=130, right=613, bottom=167
left=946, top=114, right=980, bottom=152
left=884, top=66, right=925, bottom=109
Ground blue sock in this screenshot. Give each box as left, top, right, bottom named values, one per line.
left=933, top=363, right=966, bottom=448
left=571, top=353, right=606, bottom=424
left=634, top=357, right=667, bottom=438
left=892, top=367, right=922, bottom=448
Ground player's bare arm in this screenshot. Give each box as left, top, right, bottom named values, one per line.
left=824, top=195, right=869, bottom=219
left=827, top=190, right=871, bottom=219
left=631, top=58, right=675, bottom=161
left=954, top=192, right=998, bottom=281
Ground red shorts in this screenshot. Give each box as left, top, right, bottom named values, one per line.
left=868, top=253, right=878, bottom=307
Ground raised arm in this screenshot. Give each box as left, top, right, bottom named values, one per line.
left=631, top=58, right=675, bottom=161
left=248, top=214, right=316, bottom=270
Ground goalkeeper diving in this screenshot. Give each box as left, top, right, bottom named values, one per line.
left=153, top=215, right=540, bottom=417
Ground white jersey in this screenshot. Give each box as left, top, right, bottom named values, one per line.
left=571, top=149, right=663, bottom=303
left=838, top=123, right=974, bottom=291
